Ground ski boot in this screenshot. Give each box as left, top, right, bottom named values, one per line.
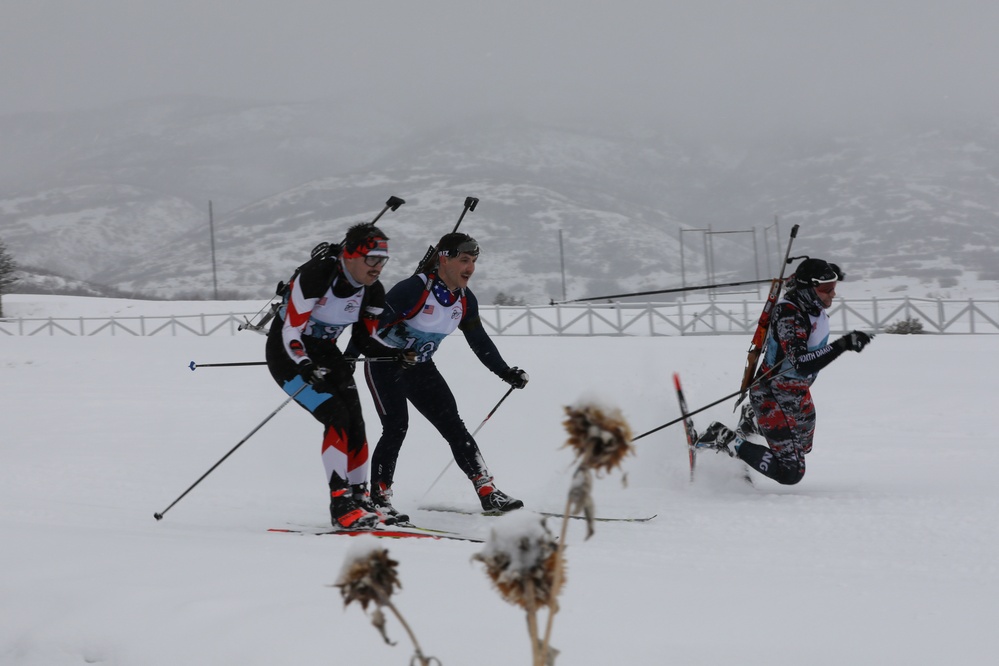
left=329, top=488, right=380, bottom=530
left=351, top=483, right=398, bottom=526
left=694, top=422, right=738, bottom=457
left=473, top=475, right=524, bottom=513
left=371, top=482, right=410, bottom=525
left=736, top=403, right=760, bottom=439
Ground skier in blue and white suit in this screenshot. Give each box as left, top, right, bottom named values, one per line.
left=363, top=232, right=529, bottom=520
left=695, top=258, right=873, bottom=485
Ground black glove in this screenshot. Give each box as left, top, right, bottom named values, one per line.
left=297, top=359, right=331, bottom=387
left=501, top=366, right=529, bottom=389
left=395, top=350, right=418, bottom=369
left=833, top=330, right=872, bottom=353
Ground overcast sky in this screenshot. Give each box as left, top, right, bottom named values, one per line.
left=3, top=0, right=998, bottom=139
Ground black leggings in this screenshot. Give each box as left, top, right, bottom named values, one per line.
left=365, top=360, right=488, bottom=490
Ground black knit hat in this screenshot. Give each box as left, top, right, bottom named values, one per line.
left=792, top=258, right=844, bottom=288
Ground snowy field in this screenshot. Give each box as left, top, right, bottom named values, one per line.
left=2, top=295, right=998, bottom=665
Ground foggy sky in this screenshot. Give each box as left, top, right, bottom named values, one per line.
left=3, top=0, right=998, bottom=140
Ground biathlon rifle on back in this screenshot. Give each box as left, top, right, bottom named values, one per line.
left=414, top=196, right=479, bottom=275
left=736, top=223, right=799, bottom=406
left=238, top=196, right=406, bottom=333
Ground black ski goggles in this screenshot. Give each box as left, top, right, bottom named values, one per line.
left=439, top=240, right=480, bottom=257
left=809, top=263, right=844, bottom=285
left=363, top=255, right=389, bottom=267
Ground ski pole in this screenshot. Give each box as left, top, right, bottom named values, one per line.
left=190, top=361, right=266, bottom=370
left=419, top=385, right=515, bottom=500
left=153, top=384, right=307, bottom=521
left=550, top=278, right=773, bottom=304
left=188, top=358, right=396, bottom=371
left=632, top=365, right=792, bottom=442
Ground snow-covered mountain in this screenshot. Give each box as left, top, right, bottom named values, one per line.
left=2, top=97, right=997, bottom=303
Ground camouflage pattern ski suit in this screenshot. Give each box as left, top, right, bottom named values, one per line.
left=739, top=286, right=847, bottom=485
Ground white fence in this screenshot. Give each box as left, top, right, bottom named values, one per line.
left=3, top=297, right=998, bottom=337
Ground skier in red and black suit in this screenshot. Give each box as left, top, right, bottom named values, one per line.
left=694, top=258, right=872, bottom=484
left=265, top=223, right=412, bottom=529
left=362, top=232, right=529, bottom=521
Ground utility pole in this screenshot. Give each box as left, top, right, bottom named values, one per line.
left=705, top=228, right=760, bottom=300
left=208, top=201, right=219, bottom=300
left=679, top=227, right=709, bottom=302
left=558, top=229, right=567, bottom=302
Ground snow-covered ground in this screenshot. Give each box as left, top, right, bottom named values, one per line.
left=2, top=295, right=998, bottom=665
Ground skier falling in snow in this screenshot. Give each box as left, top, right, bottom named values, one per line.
left=363, top=232, right=530, bottom=519
left=265, top=224, right=415, bottom=530
left=694, top=258, right=872, bottom=485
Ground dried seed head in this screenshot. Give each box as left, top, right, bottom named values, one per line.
left=473, top=515, right=564, bottom=610
left=334, top=544, right=401, bottom=612
left=563, top=402, right=634, bottom=474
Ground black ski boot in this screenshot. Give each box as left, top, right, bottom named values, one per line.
left=372, top=482, right=410, bottom=525
left=694, top=422, right=738, bottom=457
left=473, top=475, right=524, bottom=513
left=736, top=403, right=760, bottom=439
left=351, top=483, right=397, bottom=526
left=329, top=488, right=380, bottom=530
left=328, top=474, right=378, bottom=530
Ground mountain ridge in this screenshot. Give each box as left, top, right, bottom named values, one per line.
left=2, top=97, right=997, bottom=303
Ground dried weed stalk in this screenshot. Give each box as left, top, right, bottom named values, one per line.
left=473, top=517, right=564, bottom=666
left=333, top=544, right=440, bottom=665
left=537, top=401, right=634, bottom=664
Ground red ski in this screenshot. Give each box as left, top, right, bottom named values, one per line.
left=673, top=373, right=698, bottom=481
left=268, top=526, right=482, bottom=543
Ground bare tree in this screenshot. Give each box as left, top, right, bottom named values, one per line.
left=0, top=238, right=18, bottom=318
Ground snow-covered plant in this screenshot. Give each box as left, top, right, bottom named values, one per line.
left=473, top=512, right=563, bottom=666
left=561, top=400, right=634, bottom=537
left=563, top=401, right=633, bottom=473
left=536, top=399, right=635, bottom=663
left=333, top=540, right=440, bottom=665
